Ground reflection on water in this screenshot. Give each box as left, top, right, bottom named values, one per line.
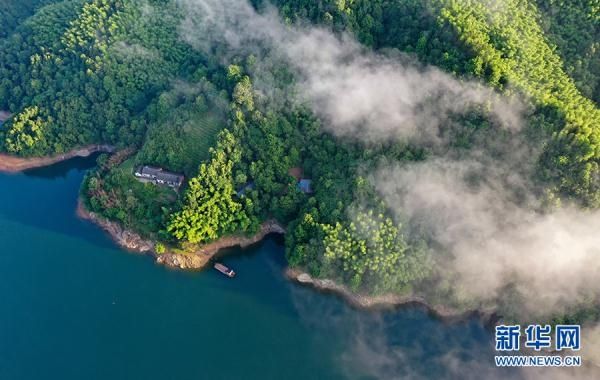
left=0, top=157, right=522, bottom=380
left=23, top=153, right=101, bottom=179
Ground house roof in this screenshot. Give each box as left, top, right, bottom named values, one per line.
left=137, top=166, right=184, bottom=184
left=288, top=167, right=303, bottom=180
left=298, top=179, right=313, bottom=194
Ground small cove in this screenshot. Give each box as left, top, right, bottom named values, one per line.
left=0, top=157, right=516, bottom=379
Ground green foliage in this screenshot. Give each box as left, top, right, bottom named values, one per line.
left=232, top=76, right=255, bottom=112
left=274, top=0, right=600, bottom=206
left=0, top=0, right=58, bottom=39
left=318, top=208, right=431, bottom=293
left=155, top=242, right=166, bottom=254
left=5, top=0, right=600, bottom=306
left=215, top=66, right=433, bottom=293
left=167, top=130, right=250, bottom=244
left=135, top=83, right=226, bottom=176
left=274, top=0, right=475, bottom=73
left=535, top=0, right=600, bottom=103
left=61, top=0, right=128, bottom=71
left=2, top=106, right=51, bottom=156
left=0, top=0, right=206, bottom=156
left=437, top=0, right=600, bottom=206
left=226, top=64, right=243, bottom=82
left=83, top=154, right=177, bottom=236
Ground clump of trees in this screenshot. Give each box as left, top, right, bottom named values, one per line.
left=167, top=130, right=251, bottom=244
left=2, top=106, right=51, bottom=156
left=0, top=0, right=207, bottom=155
left=535, top=0, right=600, bottom=103
left=83, top=152, right=178, bottom=237
left=0, top=0, right=57, bottom=39
left=313, top=207, right=431, bottom=294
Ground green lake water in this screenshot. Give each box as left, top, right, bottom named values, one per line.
left=0, top=158, right=515, bottom=379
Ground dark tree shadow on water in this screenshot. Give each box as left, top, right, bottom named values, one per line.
left=23, top=153, right=101, bottom=179
left=0, top=154, right=117, bottom=252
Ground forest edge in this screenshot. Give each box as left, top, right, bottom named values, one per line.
left=78, top=197, right=494, bottom=322
left=0, top=144, right=115, bottom=172
left=0, top=147, right=495, bottom=322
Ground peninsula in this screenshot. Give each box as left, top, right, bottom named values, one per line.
left=1, top=0, right=599, bottom=331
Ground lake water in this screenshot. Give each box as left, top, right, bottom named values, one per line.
left=0, top=158, right=516, bottom=379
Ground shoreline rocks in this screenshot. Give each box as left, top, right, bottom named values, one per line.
left=286, top=268, right=497, bottom=323
left=76, top=198, right=286, bottom=270
left=77, top=198, right=495, bottom=319
left=15, top=153, right=490, bottom=318
left=76, top=200, right=155, bottom=253
left=74, top=192, right=503, bottom=323
left=155, top=221, right=285, bottom=270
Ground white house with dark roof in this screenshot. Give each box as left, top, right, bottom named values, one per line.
left=134, top=166, right=184, bottom=189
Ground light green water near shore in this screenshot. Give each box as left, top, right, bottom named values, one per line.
left=0, top=158, right=514, bottom=379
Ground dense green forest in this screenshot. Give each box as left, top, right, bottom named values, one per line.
left=536, top=0, right=600, bottom=103
left=0, top=0, right=57, bottom=38
left=1, top=0, right=599, bottom=314
left=274, top=0, right=600, bottom=206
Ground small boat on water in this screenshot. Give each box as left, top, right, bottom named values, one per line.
left=214, top=262, right=235, bottom=278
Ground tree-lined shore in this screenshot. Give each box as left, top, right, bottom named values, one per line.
left=1, top=0, right=599, bottom=324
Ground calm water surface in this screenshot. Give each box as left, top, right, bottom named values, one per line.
left=0, top=158, right=513, bottom=379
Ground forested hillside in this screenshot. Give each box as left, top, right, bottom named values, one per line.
left=1, top=0, right=599, bottom=319
left=536, top=0, right=599, bottom=103
left=0, top=0, right=58, bottom=38
left=274, top=0, right=600, bottom=205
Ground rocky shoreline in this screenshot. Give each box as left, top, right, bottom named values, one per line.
left=286, top=268, right=497, bottom=322
left=2, top=149, right=494, bottom=319
left=0, top=144, right=115, bottom=173
left=77, top=198, right=490, bottom=319
left=76, top=200, right=156, bottom=253
left=156, top=220, right=286, bottom=269
left=76, top=199, right=286, bottom=270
